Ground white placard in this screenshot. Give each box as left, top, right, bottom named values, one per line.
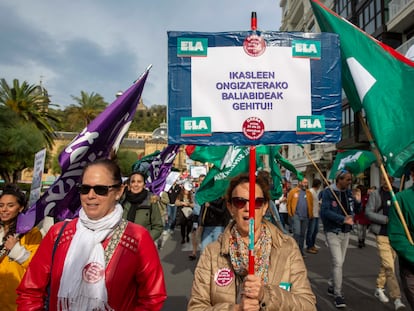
left=191, top=46, right=311, bottom=132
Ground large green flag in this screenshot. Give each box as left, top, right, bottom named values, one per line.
left=189, top=145, right=300, bottom=204
left=328, top=150, right=376, bottom=179
left=194, top=146, right=251, bottom=205
left=311, top=0, right=414, bottom=177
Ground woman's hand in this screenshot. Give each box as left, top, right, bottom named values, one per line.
left=4, top=234, right=19, bottom=251
left=241, top=274, right=264, bottom=310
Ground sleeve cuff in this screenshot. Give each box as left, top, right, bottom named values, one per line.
left=8, top=242, right=30, bottom=264
left=259, top=289, right=270, bottom=310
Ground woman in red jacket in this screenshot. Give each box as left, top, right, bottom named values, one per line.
left=17, top=158, right=166, bottom=311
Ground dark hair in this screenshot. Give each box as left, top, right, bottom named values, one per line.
left=256, top=170, right=272, bottom=185
left=312, top=178, right=322, bottom=188
left=225, top=173, right=270, bottom=203
left=81, top=158, right=123, bottom=184
left=128, top=171, right=146, bottom=185
left=176, top=184, right=194, bottom=203
left=0, top=184, right=27, bottom=238
left=0, top=184, right=28, bottom=209
left=356, top=184, right=368, bottom=195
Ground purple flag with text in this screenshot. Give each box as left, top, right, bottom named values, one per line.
left=16, top=67, right=151, bottom=233
left=310, top=0, right=414, bottom=177
left=146, top=144, right=180, bottom=195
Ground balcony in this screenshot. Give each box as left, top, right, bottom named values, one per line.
left=389, top=0, right=413, bottom=18
left=396, top=36, right=414, bottom=56
left=387, top=0, right=414, bottom=32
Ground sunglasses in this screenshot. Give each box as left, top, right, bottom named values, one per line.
left=77, top=184, right=121, bottom=196
left=230, top=197, right=266, bottom=209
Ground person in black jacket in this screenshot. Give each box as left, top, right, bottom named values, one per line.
left=199, top=196, right=231, bottom=251
left=166, top=181, right=182, bottom=234
left=320, top=169, right=360, bottom=308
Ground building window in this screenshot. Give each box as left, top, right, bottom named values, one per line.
left=337, top=0, right=352, bottom=17
left=341, top=106, right=354, bottom=139
left=356, top=0, right=384, bottom=35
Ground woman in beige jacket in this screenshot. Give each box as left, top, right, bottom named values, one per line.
left=188, top=173, right=316, bottom=311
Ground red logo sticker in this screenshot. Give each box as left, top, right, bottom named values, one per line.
left=243, top=34, right=266, bottom=57
left=82, top=262, right=105, bottom=283
left=214, top=268, right=234, bottom=287
left=242, top=117, right=265, bottom=140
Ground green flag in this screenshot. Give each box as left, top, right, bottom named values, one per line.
left=311, top=0, right=414, bottom=177
left=131, top=150, right=160, bottom=176
left=268, top=146, right=284, bottom=200
left=273, top=147, right=304, bottom=181
left=194, top=146, right=251, bottom=205
left=328, top=150, right=376, bottom=179
left=185, top=145, right=230, bottom=169
left=189, top=145, right=301, bottom=204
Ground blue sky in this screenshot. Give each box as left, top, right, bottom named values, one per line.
left=0, top=0, right=282, bottom=109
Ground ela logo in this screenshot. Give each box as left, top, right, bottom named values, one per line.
left=292, top=40, right=321, bottom=59
left=181, top=117, right=211, bottom=136
left=177, top=38, right=208, bottom=57
left=296, top=116, right=325, bottom=134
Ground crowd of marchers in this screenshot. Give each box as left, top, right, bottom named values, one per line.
left=1, top=160, right=414, bottom=310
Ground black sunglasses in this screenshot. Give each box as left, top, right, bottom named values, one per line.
left=77, top=184, right=121, bottom=196
left=230, top=197, right=266, bottom=209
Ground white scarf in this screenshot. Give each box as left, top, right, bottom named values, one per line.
left=57, top=204, right=123, bottom=311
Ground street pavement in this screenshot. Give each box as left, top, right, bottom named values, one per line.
left=159, top=226, right=410, bottom=310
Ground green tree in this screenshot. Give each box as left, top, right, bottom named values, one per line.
left=117, top=150, right=139, bottom=177
left=129, top=105, right=166, bottom=132
left=50, top=145, right=66, bottom=175
left=65, top=91, right=107, bottom=129
left=0, top=78, right=60, bottom=149
left=48, top=107, right=67, bottom=131
left=0, top=107, right=45, bottom=183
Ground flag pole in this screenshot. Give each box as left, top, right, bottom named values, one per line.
left=399, top=174, right=405, bottom=192
left=249, top=145, right=256, bottom=274
left=301, top=145, right=349, bottom=216
left=248, top=12, right=258, bottom=275
left=357, top=112, right=413, bottom=244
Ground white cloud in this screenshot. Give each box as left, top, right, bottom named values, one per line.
left=0, top=0, right=282, bottom=108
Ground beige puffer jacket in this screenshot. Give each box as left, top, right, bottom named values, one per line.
left=187, top=220, right=316, bottom=311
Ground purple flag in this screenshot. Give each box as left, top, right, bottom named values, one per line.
left=146, top=145, right=180, bottom=195
left=16, top=67, right=151, bottom=234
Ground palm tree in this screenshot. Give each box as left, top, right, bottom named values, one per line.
left=0, top=78, right=60, bottom=148
left=67, top=91, right=107, bottom=128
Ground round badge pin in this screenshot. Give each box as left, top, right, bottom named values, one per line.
left=214, top=268, right=234, bottom=287
left=242, top=117, right=265, bottom=140
left=82, top=262, right=105, bottom=283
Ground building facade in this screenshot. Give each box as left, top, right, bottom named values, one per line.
left=21, top=123, right=188, bottom=183
left=279, top=0, right=414, bottom=187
